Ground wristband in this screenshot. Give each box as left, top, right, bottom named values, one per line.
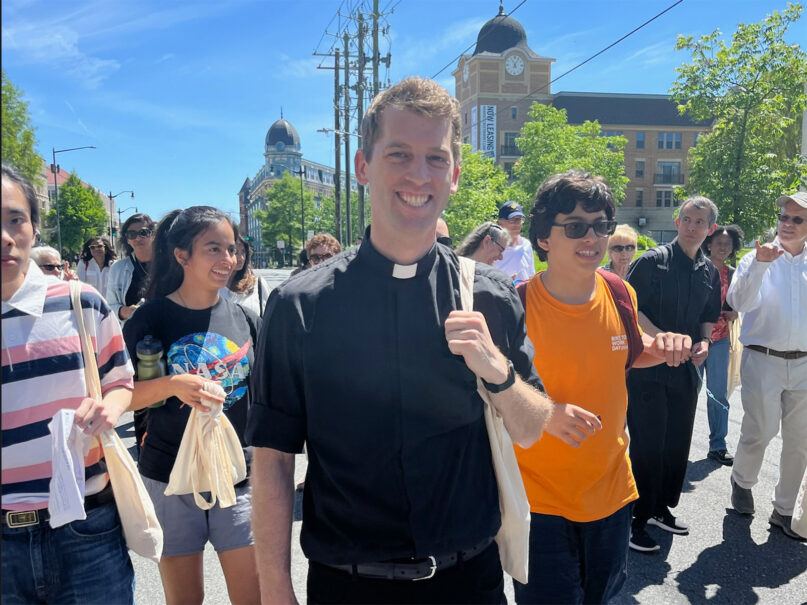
left=482, top=360, right=516, bottom=393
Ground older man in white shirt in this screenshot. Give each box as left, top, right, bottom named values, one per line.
left=727, top=191, right=807, bottom=541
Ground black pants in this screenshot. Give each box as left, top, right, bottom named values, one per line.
left=307, top=542, right=505, bottom=604
left=627, top=366, right=698, bottom=525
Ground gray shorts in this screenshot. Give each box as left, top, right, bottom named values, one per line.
left=142, top=475, right=253, bottom=557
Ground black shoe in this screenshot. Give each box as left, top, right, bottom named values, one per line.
left=769, top=510, right=807, bottom=541
left=629, top=526, right=660, bottom=553
left=730, top=477, right=754, bottom=515
left=708, top=449, right=734, bottom=466
left=647, top=509, right=689, bottom=535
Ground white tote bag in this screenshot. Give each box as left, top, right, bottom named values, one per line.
left=70, top=281, right=163, bottom=562
left=457, top=256, right=531, bottom=584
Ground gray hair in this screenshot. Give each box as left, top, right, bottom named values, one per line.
left=679, top=195, right=718, bottom=226
left=29, top=246, right=61, bottom=264
left=456, top=222, right=511, bottom=257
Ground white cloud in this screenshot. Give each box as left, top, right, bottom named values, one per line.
left=156, top=53, right=175, bottom=64
left=275, top=54, right=331, bottom=80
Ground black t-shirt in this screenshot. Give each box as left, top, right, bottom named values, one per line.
left=123, top=296, right=261, bottom=482
left=246, top=231, right=543, bottom=565
left=125, top=257, right=150, bottom=306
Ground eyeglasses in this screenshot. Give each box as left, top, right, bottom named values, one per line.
left=778, top=213, right=805, bottom=225
left=39, top=264, right=61, bottom=272
left=502, top=216, right=524, bottom=223
left=125, top=228, right=153, bottom=240
left=309, top=253, right=334, bottom=264
left=89, top=244, right=105, bottom=250
left=609, top=244, right=636, bottom=253
left=552, top=220, right=617, bottom=239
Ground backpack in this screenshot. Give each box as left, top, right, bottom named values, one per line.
left=516, top=269, right=643, bottom=371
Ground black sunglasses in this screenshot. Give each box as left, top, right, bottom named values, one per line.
left=552, top=220, right=617, bottom=239
left=125, top=228, right=153, bottom=240
left=88, top=244, right=105, bottom=250
left=778, top=213, right=805, bottom=225
left=39, top=264, right=61, bottom=272
left=609, top=244, right=636, bottom=253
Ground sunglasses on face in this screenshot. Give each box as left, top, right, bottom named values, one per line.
left=552, top=220, right=617, bottom=239
left=309, top=253, right=334, bottom=264
left=89, top=244, right=105, bottom=250
left=125, top=228, right=153, bottom=240
left=778, top=213, right=805, bottom=225
left=609, top=244, right=636, bottom=253
left=39, top=264, right=61, bottom=272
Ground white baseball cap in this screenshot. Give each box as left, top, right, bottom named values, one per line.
left=776, top=191, right=807, bottom=209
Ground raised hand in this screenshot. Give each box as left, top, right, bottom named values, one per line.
left=755, top=240, right=784, bottom=263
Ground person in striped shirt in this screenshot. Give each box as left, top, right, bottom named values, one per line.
left=2, top=163, right=136, bottom=604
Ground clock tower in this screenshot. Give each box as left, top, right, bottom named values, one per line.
left=452, top=4, right=554, bottom=173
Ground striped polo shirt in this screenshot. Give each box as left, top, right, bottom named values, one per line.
left=2, top=262, right=134, bottom=511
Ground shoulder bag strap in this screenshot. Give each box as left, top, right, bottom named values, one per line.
left=257, top=278, right=264, bottom=316
left=596, top=268, right=643, bottom=370
left=69, top=281, right=103, bottom=401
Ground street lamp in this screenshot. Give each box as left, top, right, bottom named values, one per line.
left=52, top=145, right=96, bottom=253
left=108, top=191, right=135, bottom=246
left=116, top=206, right=138, bottom=245
left=293, top=166, right=306, bottom=247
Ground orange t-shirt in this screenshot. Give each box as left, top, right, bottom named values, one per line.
left=515, top=272, right=639, bottom=522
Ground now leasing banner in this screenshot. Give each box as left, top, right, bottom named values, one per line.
left=480, top=104, right=497, bottom=160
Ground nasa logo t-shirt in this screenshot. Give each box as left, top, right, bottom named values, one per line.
left=123, top=296, right=260, bottom=482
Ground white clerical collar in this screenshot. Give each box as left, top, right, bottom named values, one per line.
left=392, top=263, right=418, bottom=279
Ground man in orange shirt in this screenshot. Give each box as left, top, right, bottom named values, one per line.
left=514, top=171, right=692, bottom=604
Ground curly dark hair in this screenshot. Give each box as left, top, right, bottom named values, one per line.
left=80, top=236, right=116, bottom=268
left=702, top=224, right=744, bottom=259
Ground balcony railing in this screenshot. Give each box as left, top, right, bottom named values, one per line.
left=654, top=173, right=684, bottom=185
left=501, top=144, right=523, bottom=157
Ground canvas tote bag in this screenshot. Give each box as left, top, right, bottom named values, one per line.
left=457, top=256, right=530, bottom=584
left=164, top=382, right=247, bottom=510
left=726, top=316, right=743, bottom=396
left=69, top=280, right=163, bottom=562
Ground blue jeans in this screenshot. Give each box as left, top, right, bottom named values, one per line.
left=698, top=336, right=730, bottom=451
left=513, top=504, right=632, bottom=604
left=1, top=501, right=135, bottom=604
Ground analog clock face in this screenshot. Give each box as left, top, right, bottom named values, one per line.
left=505, top=55, right=525, bottom=76
left=462, top=63, right=469, bottom=82
left=276, top=141, right=286, bottom=152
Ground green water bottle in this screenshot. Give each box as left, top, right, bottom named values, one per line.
left=136, top=335, right=166, bottom=408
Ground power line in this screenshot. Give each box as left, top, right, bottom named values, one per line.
left=431, top=0, right=528, bottom=79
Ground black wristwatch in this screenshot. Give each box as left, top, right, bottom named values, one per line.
left=482, top=360, right=516, bottom=393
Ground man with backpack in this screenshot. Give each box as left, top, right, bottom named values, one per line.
left=513, top=171, right=691, bottom=603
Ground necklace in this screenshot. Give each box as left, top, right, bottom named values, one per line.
left=132, top=254, right=148, bottom=275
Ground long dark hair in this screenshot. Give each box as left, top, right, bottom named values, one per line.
left=147, top=206, right=237, bottom=299
left=119, top=213, right=155, bottom=257
left=228, top=231, right=257, bottom=294
left=80, top=236, right=116, bottom=267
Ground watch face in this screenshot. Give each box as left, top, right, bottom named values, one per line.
left=462, top=63, right=469, bottom=82
left=505, top=55, right=524, bottom=76
left=276, top=141, right=285, bottom=152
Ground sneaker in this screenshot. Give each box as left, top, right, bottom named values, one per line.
left=647, top=509, right=689, bottom=535
left=707, top=449, right=734, bottom=466
left=769, top=510, right=807, bottom=541
left=629, top=526, right=660, bottom=553
left=730, top=477, right=754, bottom=515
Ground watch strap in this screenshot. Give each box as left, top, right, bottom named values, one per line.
left=482, top=360, right=516, bottom=393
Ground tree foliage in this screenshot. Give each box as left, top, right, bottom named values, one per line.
left=255, top=172, right=333, bottom=252
left=671, top=3, right=807, bottom=238
left=514, top=103, right=629, bottom=205
left=45, top=173, right=108, bottom=254
left=2, top=71, right=42, bottom=183
left=444, top=144, right=514, bottom=242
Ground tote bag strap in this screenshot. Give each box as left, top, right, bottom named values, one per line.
left=69, top=281, right=103, bottom=402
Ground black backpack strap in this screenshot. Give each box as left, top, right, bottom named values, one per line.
left=516, top=280, right=528, bottom=310
left=596, top=268, right=643, bottom=370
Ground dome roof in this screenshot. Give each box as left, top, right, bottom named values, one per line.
left=265, top=118, right=300, bottom=151
left=473, top=5, right=528, bottom=55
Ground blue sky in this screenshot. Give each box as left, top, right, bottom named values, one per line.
left=2, top=0, right=804, bottom=222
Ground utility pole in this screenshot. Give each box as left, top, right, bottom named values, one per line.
left=333, top=48, right=342, bottom=244
left=356, top=13, right=366, bottom=234
left=372, top=0, right=380, bottom=97
left=344, top=31, right=352, bottom=244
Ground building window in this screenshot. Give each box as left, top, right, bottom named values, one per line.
left=463, top=136, right=469, bottom=144
left=636, top=190, right=644, bottom=207
left=636, top=131, right=645, bottom=149
left=693, top=132, right=700, bottom=146
left=502, top=132, right=520, bottom=156
left=511, top=107, right=517, bottom=120
left=658, top=132, right=682, bottom=150
left=504, top=162, right=514, bottom=177
left=656, top=161, right=682, bottom=184
left=635, top=160, right=645, bottom=179
left=656, top=190, right=674, bottom=207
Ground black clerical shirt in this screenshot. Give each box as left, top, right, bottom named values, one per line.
left=246, top=232, right=543, bottom=565
left=626, top=238, right=721, bottom=381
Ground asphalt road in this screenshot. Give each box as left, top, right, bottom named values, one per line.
left=122, top=268, right=806, bottom=602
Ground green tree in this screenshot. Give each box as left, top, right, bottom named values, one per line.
left=444, top=144, right=515, bottom=242
left=2, top=71, right=42, bottom=183
left=671, top=3, right=807, bottom=238
left=255, top=172, right=317, bottom=253
left=45, top=173, right=108, bottom=253
left=514, top=103, right=629, bottom=204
